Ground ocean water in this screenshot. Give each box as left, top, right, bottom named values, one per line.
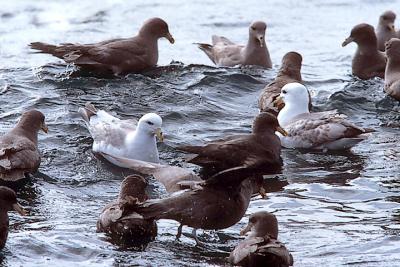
left=0, top=0, right=399, bottom=266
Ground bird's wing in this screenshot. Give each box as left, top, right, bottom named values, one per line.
left=0, top=136, right=40, bottom=179
left=212, top=35, right=236, bottom=46
left=179, top=136, right=264, bottom=168
left=286, top=111, right=365, bottom=147
left=257, top=238, right=294, bottom=266
left=229, top=237, right=265, bottom=264
left=75, top=38, right=148, bottom=66
left=212, top=44, right=243, bottom=66
left=87, top=111, right=136, bottom=152
left=99, top=154, right=201, bottom=193
left=204, top=166, right=253, bottom=187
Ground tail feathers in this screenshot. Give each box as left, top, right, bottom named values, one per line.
left=29, top=42, right=58, bottom=54
left=78, top=102, right=98, bottom=123
left=196, top=43, right=213, bottom=52
left=195, top=43, right=216, bottom=64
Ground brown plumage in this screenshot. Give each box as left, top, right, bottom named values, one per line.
left=0, top=186, right=26, bottom=250
left=178, top=113, right=285, bottom=174
left=30, top=18, right=174, bottom=75
left=96, top=175, right=157, bottom=248
left=384, top=38, right=400, bottom=101
left=122, top=167, right=263, bottom=244
left=376, top=11, right=397, bottom=52
left=258, top=52, right=311, bottom=115
left=229, top=211, right=293, bottom=267
left=197, top=21, right=272, bottom=68
left=342, top=23, right=386, bottom=80
left=0, top=110, right=47, bottom=182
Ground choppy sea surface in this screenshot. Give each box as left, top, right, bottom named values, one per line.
left=0, top=0, right=400, bottom=266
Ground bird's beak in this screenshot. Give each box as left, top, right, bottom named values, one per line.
left=257, top=35, right=264, bottom=47
left=273, top=95, right=285, bottom=108
left=240, top=222, right=253, bottom=236
left=165, top=33, right=175, bottom=44
left=277, top=126, right=288, bottom=136
left=155, top=128, right=164, bottom=142
left=387, top=23, right=395, bottom=31
left=41, top=123, right=48, bottom=133
left=342, top=36, right=354, bottom=47
left=12, top=203, right=26, bottom=216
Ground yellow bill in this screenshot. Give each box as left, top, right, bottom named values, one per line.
left=155, top=128, right=164, bottom=142
left=41, top=122, right=48, bottom=133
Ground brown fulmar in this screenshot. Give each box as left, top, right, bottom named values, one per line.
left=97, top=175, right=157, bottom=248
left=0, top=110, right=47, bottom=182
left=197, top=21, right=272, bottom=68
left=342, top=23, right=386, bottom=80
left=178, top=112, right=286, bottom=174
left=121, top=167, right=263, bottom=245
left=0, top=186, right=26, bottom=249
left=376, top=11, right=397, bottom=51
left=258, top=51, right=312, bottom=114
left=30, top=18, right=174, bottom=75
left=228, top=211, right=293, bottom=267
left=384, top=38, right=400, bottom=101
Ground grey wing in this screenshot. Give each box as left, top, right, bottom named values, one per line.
left=289, top=110, right=343, bottom=123
left=88, top=121, right=130, bottom=150
left=0, top=137, right=40, bottom=179
left=286, top=111, right=362, bottom=147
left=118, top=119, right=138, bottom=132
left=212, top=44, right=243, bottom=66
left=212, top=35, right=236, bottom=46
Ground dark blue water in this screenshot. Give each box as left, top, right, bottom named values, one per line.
left=0, top=1, right=400, bottom=266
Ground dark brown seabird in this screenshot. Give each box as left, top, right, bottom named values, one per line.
left=121, top=167, right=263, bottom=245
left=384, top=38, right=400, bottom=101
left=0, top=186, right=26, bottom=249
left=97, top=175, right=157, bottom=247
left=342, top=23, right=386, bottom=80
left=258, top=51, right=312, bottom=115
left=30, top=18, right=175, bottom=75
left=197, top=21, right=272, bottom=68
left=178, top=112, right=286, bottom=174
left=0, top=110, right=47, bottom=182
left=376, top=11, right=397, bottom=51
left=229, top=211, right=293, bottom=267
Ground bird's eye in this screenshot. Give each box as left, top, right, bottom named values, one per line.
left=282, top=90, right=287, bottom=94
left=251, top=26, right=256, bottom=30
left=147, top=121, right=154, bottom=125
left=383, top=16, right=388, bottom=20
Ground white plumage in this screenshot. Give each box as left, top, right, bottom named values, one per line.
left=79, top=103, right=163, bottom=167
